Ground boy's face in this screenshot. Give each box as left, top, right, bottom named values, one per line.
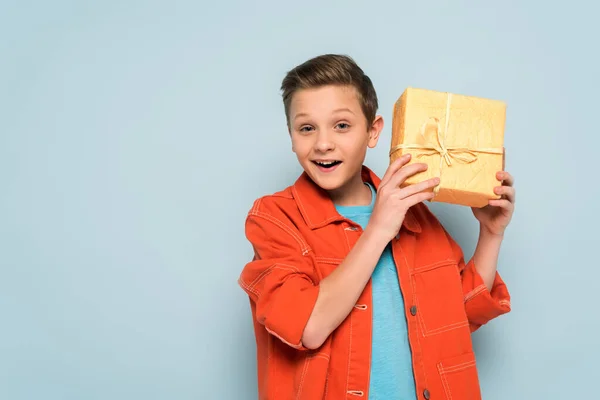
left=289, top=85, right=383, bottom=195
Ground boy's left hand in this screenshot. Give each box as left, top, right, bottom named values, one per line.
left=471, top=171, right=515, bottom=236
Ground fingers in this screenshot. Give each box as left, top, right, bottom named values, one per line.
left=381, top=154, right=412, bottom=187
left=488, top=199, right=514, bottom=211
left=405, top=190, right=436, bottom=206
left=495, top=171, right=515, bottom=203
left=494, top=185, right=515, bottom=203
left=387, top=161, right=429, bottom=189
left=399, top=177, right=440, bottom=199
left=497, top=171, right=514, bottom=186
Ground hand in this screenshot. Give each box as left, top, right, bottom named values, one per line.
left=367, top=154, right=440, bottom=243
left=471, top=171, right=515, bottom=236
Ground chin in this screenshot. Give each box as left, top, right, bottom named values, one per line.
left=305, top=165, right=349, bottom=192
left=313, top=179, right=344, bottom=192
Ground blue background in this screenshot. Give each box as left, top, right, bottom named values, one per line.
left=2, top=1, right=598, bottom=399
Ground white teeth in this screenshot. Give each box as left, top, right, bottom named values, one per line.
left=317, top=161, right=336, bottom=165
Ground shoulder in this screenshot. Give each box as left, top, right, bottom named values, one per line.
left=247, top=186, right=297, bottom=220
left=245, top=185, right=310, bottom=251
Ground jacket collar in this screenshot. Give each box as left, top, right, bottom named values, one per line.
left=291, top=165, right=422, bottom=233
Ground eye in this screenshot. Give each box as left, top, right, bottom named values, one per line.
left=299, top=125, right=314, bottom=133
left=336, top=122, right=350, bottom=130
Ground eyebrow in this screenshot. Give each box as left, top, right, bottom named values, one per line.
left=293, top=108, right=355, bottom=121
left=333, top=108, right=355, bottom=115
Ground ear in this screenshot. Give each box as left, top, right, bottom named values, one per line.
left=367, top=115, right=384, bottom=148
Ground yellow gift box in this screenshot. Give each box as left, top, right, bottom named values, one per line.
left=389, top=87, right=506, bottom=208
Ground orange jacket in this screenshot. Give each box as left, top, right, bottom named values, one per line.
left=239, top=166, right=511, bottom=400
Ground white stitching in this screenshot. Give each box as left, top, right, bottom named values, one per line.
left=438, top=358, right=477, bottom=400
left=249, top=211, right=311, bottom=254
left=292, top=185, right=313, bottom=227
left=499, top=300, right=511, bottom=307
left=249, top=210, right=310, bottom=254
left=409, top=273, right=428, bottom=336
left=308, top=353, right=330, bottom=361
left=238, top=278, right=260, bottom=297
left=295, top=356, right=311, bottom=400
left=256, top=197, right=263, bottom=213
left=354, top=304, right=368, bottom=310
left=345, top=311, right=353, bottom=395
left=409, top=258, right=471, bottom=336
left=441, top=360, right=476, bottom=373
left=411, top=259, right=456, bottom=274
left=342, top=227, right=352, bottom=252
left=247, top=264, right=300, bottom=292
left=251, top=197, right=262, bottom=214
left=315, top=257, right=344, bottom=264
left=438, top=363, right=453, bottom=400
left=320, top=215, right=341, bottom=226
left=343, top=227, right=355, bottom=396
left=424, top=321, right=470, bottom=336
left=398, top=243, right=429, bottom=391
left=265, top=326, right=304, bottom=350
left=464, top=284, right=487, bottom=302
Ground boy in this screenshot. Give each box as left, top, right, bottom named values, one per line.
left=238, top=54, right=515, bottom=400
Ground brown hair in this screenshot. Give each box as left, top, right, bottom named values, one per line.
left=280, top=54, right=378, bottom=128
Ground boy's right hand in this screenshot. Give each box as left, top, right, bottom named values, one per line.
left=367, top=154, right=440, bottom=243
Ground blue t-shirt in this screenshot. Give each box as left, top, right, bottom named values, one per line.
left=334, top=183, right=417, bottom=400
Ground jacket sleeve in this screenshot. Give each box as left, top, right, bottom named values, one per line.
left=238, top=208, right=319, bottom=350
left=446, top=230, right=511, bottom=332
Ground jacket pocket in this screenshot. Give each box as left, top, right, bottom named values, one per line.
left=293, top=351, right=331, bottom=400
left=411, top=260, right=469, bottom=336
left=437, top=352, right=482, bottom=400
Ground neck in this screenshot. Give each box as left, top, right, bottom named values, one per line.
left=328, top=174, right=372, bottom=207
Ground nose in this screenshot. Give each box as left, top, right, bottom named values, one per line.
left=314, top=130, right=335, bottom=153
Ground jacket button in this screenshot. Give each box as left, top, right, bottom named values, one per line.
left=423, top=389, right=430, bottom=399
left=410, top=305, right=417, bottom=316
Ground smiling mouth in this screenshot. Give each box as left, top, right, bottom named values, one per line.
left=313, top=160, right=342, bottom=169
